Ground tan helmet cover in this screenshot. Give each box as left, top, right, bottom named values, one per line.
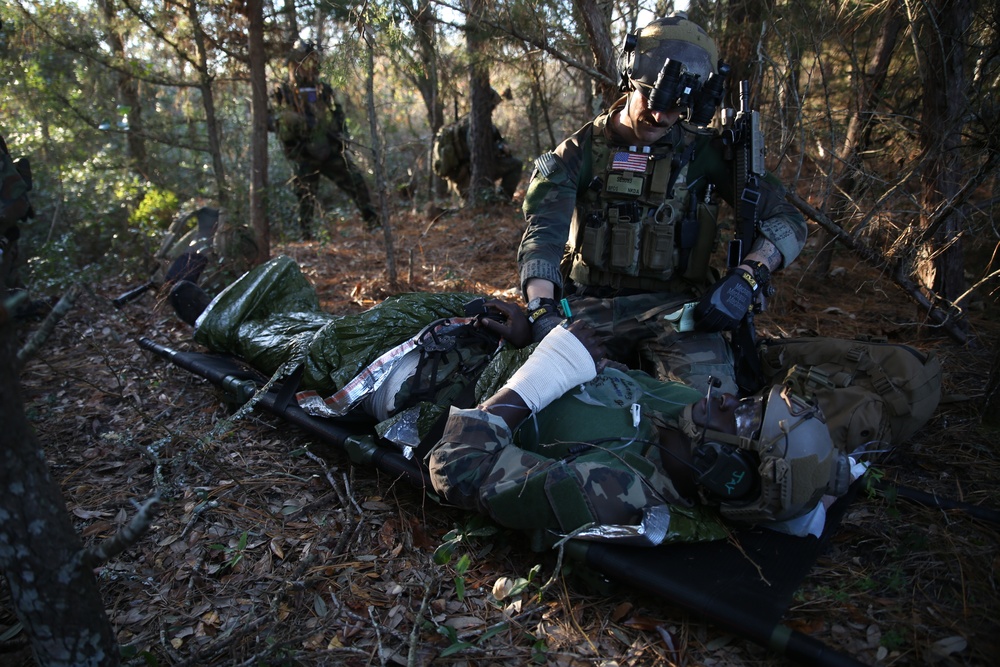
left=679, top=385, right=851, bottom=525
left=628, top=14, right=719, bottom=88
left=719, top=385, right=849, bottom=524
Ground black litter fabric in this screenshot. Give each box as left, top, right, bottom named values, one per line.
left=575, top=483, right=865, bottom=667
left=140, top=340, right=868, bottom=667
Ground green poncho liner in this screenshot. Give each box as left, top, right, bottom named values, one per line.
left=194, top=255, right=480, bottom=396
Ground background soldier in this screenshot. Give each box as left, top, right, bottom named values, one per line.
left=432, top=89, right=523, bottom=201
left=271, top=41, right=377, bottom=237
left=1, top=131, right=33, bottom=295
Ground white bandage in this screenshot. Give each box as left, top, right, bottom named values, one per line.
left=501, top=324, right=597, bottom=413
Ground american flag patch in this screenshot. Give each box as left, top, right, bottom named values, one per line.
left=611, top=150, right=648, bottom=172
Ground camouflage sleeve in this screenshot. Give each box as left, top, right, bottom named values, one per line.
left=693, top=133, right=807, bottom=268
left=755, top=175, right=808, bottom=268
left=426, top=407, right=513, bottom=513
left=426, top=405, right=667, bottom=534
left=517, top=123, right=595, bottom=296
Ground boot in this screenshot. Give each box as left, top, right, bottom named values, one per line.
left=169, top=280, right=212, bottom=326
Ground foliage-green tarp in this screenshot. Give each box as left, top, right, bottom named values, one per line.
left=194, top=255, right=479, bottom=395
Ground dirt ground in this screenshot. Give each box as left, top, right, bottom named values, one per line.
left=3, top=200, right=999, bottom=666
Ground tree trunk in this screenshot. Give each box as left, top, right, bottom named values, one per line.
left=575, top=0, right=618, bottom=108
left=465, top=0, right=495, bottom=206
left=813, top=4, right=905, bottom=276
left=914, top=0, right=971, bottom=307
left=247, top=0, right=269, bottom=265
left=720, top=0, right=773, bottom=95
left=187, top=0, right=228, bottom=205
left=401, top=0, right=446, bottom=203
left=98, top=0, right=150, bottom=180
left=0, top=305, right=120, bottom=665
left=365, top=28, right=397, bottom=285
left=525, top=52, right=557, bottom=153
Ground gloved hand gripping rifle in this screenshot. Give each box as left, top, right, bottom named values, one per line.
left=721, top=80, right=769, bottom=394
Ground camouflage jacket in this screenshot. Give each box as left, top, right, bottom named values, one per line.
left=271, top=80, right=348, bottom=162
left=432, top=115, right=507, bottom=178
left=426, top=368, right=729, bottom=546
left=1, top=135, right=31, bottom=236
left=518, top=99, right=807, bottom=296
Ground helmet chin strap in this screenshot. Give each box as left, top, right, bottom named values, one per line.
left=676, top=377, right=753, bottom=450
left=679, top=384, right=825, bottom=504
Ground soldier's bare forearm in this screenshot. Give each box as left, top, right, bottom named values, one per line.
left=524, top=278, right=556, bottom=302
left=744, top=238, right=782, bottom=272
left=480, top=389, right=531, bottom=432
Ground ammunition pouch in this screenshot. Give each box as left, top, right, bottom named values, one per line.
left=570, top=127, right=719, bottom=292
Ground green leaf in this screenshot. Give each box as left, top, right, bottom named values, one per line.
left=440, top=641, right=474, bottom=657
left=477, top=622, right=509, bottom=643
left=531, top=638, right=548, bottom=664
left=436, top=625, right=458, bottom=642
left=455, top=553, right=471, bottom=575
left=433, top=542, right=454, bottom=565
left=508, top=577, right=531, bottom=597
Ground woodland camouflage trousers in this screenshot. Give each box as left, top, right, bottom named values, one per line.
left=566, top=292, right=737, bottom=395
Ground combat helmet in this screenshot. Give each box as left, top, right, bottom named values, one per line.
left=288, top=39, right=321, bottom=85
left=621, top=14, right=728, bottom=125
left=679, top=385, right=852, bottom=524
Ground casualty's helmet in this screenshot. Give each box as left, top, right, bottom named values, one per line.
left=680, top=385, right=852, bottom=524
left=621, top=14, right=728, bottom=126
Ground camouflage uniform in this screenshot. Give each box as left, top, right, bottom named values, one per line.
left=271, top=52, right=376, bottom=236
left=1, top=134, right=31, bottom=291
left=426, top=367, right=728, bottom=545
left=432, top=114, right=523, bottom=200
left=518, top=98, right=807, bottom=394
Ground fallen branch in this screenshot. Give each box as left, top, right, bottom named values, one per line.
left=786, top=191, right=970, bottom=345
left=912, top=150, right=999, bottom=250
left=83, top=494, right=161, bottom=568
left=16, top=283, right=83, bottom=369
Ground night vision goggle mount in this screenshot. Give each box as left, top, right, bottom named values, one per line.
left=647, top=58, right=729, bottom=125
left=622, top=32, right=730, bottom=126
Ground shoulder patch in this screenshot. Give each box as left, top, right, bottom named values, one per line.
left=534, top=152, right=560, bottom=178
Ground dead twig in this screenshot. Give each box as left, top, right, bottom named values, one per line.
left=407, top=577, right=437, bottom=667
left=83, top=494, right=160, bottom=568
left=16, top=283, right=82, bottom=369
left=787, top=191, right=970, bottom=344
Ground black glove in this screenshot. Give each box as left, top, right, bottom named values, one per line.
left=526, top=297, right=563, bottom=343
left=694, top=269, right=756, bottom=332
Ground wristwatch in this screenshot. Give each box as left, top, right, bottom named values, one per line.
left=742, top=260, right=771, bottom=288
left=742, top=259, right=774, bottom=296
left=526, top=297, right=559, bottom=324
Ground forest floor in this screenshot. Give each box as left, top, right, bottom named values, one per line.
left=3, top=197, right=1000, bottom=667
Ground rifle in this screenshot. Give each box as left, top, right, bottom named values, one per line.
left=721, top=81, right=769, bottom=394
left=114, top=207, right=220, bottom=308
left=113, top=251, right=207, bottom=309
left=722, top=80, right=766, bottom=265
